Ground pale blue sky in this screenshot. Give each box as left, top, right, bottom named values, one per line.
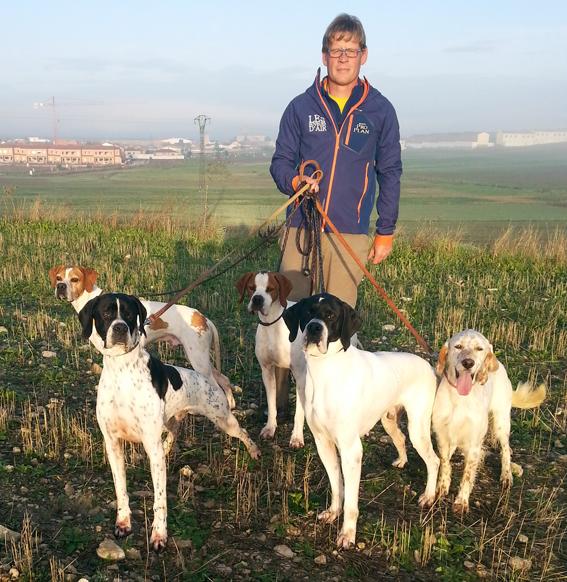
left=2, top=0, right=566, bottom=140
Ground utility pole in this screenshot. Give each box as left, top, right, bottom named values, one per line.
left=33, top=96, right=58, bottom=144
left=194, top=114, right=211, bottom=218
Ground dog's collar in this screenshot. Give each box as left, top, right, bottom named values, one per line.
left=258, top=309, right=284, bottom=327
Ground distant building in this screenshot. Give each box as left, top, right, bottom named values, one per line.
left=0, top=143, right=123, bottom=166
left=405, top=132, right=493, bottom=150
left=495, top=130, right=567, bottom=147
left=126, top=146, right=185, bottom=161
left=161, top=137, right=193, bottom=146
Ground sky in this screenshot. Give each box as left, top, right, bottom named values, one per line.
left=1, top=0, right=566, bottom=141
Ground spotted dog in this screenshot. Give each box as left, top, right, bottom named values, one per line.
left=235, top=271, right=306, bottom=447
left=433, top=329, right=546, bottom=513
left=78, top=292, right=260, bottom=552
left=284, top=294, right=439, bottom=549
left=48, top=265, right=235, bottom=408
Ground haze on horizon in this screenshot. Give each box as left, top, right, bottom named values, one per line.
left=2, top=0, right=566, bottom=142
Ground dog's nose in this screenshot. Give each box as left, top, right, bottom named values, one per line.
left=307, top=321, right=323, bottom=335
left=56, top=282, right=67, bottom=292
left=462, top=358, right=475, bottom=370
left=113, top=322, right=129, bottom=335
left=251, top=295, right=264, bottom=307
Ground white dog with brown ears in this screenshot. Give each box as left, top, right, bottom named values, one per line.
left=235, top=271, right=307, bottom=448
left=433, top=329, right=546, bottom=513
left=48, top=265, right=235, bottom=409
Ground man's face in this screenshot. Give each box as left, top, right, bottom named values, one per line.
left=322, top=34, right=367, bottom=88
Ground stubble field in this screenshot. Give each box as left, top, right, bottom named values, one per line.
left=0, top=204, right=565, bottom=580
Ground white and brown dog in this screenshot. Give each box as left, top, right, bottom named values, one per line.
left=284, top=294, right=440, bottom=549
left=78, top=292, right=260, bottom=552
left=48, top=265, right=234, bottom=408
left=235, top=271, right=307, bottom=448
left=433, top=329, right=546, bottom=513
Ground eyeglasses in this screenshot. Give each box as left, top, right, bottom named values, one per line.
left=326, top=47, right=362, bottom=59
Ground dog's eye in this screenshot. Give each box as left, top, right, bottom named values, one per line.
left=266, top=287, right=273, bottom=293
left=326, top=313, right=336, bottom=320
left=103, top=312, right=112, bottom=320
left=454, top=344, right=462, bottom=350
left=56, top=275, right=62, bottom=281
left=70, top=278, right=79, bottom=283
left=475, top=346, right=484, bottom=351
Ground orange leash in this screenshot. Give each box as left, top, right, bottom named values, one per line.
left=313, top=198, right=433, bottom=354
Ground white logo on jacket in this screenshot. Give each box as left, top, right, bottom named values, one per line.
left=309, top=115, right=327, bottom=132
left=353, top=122, right=370, bottom=134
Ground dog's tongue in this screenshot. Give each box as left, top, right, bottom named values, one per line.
left=456, top=371, right=473, bottom=395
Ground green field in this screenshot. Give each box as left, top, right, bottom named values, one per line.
left=1, top=145, right=566, bottom=241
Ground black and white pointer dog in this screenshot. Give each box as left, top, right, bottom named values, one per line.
left=284, top=294, right=439, bottom=549
left=78, top=292, right=260, bottom=552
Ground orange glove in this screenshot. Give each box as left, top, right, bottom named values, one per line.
left=367, top=234, right=394, bottom=265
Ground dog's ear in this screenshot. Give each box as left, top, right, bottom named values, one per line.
left=235, top=272, right=256, bottom=304
left=339, top=302, right=362, bottom=351
left=436, top=343, right=449, bottom=376
left=487, top=344, right=499, bottom=372
left=81, top=267, right=99, bottom=292
left=273, top=273, right=293, bottom=308
left=48, top=265, right=64, bottom=288
left=477, top=345, right=499, bottom=384
left=130, top=295, right=148, bottom=337
left=78, top=297, right=99, bottom=339
left=283, top=302, right=302, bottom=343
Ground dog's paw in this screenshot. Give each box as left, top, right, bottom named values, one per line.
left=260, top=424, right=276, bottom=440
left=318, top=508, right=340, bottom=524
left=150, top=532, right=167, bottom=553
left=336, top=529, right=355, bottom=549
left=500, top=471, right=513, bottom=489
left=391, top=456, right=407, bottom=469
left=418, top=492, right=435, bottom=508
left=453, top=497, right=470, bottom=515
left=289, top=434, right=304, bottom=449
left=114, top=523, right=132, bottom=539
left=248, top=443, right=261, bottom=460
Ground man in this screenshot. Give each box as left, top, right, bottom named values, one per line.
left=269, top=13, right=402, bottom=416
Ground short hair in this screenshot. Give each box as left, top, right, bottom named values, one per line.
left=322, top=14, right=367, bottom=52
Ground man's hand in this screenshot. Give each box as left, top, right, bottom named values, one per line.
left=368, top=234, right=394, bottom=265
left=292, top=175, right=320, bottom=194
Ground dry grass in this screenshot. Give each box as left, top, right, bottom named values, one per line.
left=0, top=205, right=565, bottom=580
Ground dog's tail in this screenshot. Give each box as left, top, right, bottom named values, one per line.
left=208, top=319, right=222, bottom=372
left=512, top=382, right=546, bottom=409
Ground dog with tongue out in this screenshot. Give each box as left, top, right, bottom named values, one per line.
left=431, top=329, right=546, bottom=514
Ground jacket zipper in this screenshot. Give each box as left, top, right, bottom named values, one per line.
left=357, top=162, right=370, bottom=222
left=315, top=79, right=369, bottom=229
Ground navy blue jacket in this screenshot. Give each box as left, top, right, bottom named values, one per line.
left=270, top=70, right=402, bottom=235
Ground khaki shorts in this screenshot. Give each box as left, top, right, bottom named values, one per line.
left=279, top=227, right=370, bottom=308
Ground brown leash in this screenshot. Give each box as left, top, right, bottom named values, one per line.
left=313, top=197, right=433, bottom=354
